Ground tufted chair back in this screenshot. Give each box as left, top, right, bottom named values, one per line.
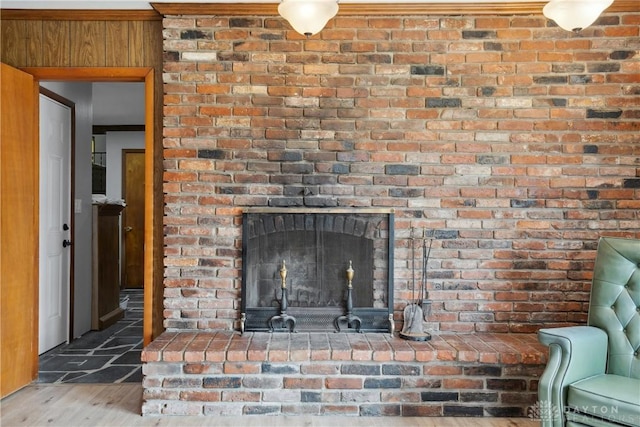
left=588, top=237, right=640, bottom=379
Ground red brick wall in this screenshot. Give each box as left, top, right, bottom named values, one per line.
left=161, top=12, right=640, bottom=333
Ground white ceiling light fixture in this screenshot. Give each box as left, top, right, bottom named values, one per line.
left=542, top=0, right=614, bottom=32
left=278, top=0, right=339, bottom=37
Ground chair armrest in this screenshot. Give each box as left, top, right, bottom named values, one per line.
left=537, top=326, right=608, bottom=427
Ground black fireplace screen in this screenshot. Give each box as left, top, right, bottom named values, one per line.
left=241, top=208, right=394, bottom=333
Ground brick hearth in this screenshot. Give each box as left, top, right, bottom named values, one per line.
left=142, top=331, right=546, bottom=417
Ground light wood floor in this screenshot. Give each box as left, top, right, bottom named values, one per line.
left=1, top=384, right=539, bottom=427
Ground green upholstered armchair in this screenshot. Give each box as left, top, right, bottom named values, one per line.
left=538, top=237, right=640, bottom=427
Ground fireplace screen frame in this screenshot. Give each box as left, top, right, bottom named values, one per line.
left=241, top=208, right=395, bottom=333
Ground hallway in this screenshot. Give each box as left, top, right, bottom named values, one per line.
left=37, top=289, right=143, bottom=384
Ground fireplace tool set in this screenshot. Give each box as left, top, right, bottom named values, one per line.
left=399, top=228, right=432, bottom=341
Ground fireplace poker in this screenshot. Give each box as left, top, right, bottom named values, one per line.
left=420, top=229, right=432, bottom=321
left=399, top=228, right=431, bottom=341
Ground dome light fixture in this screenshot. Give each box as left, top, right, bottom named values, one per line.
left=543, top=0, right=614, bottom=32
left=278, top=0, right=339, bottom=37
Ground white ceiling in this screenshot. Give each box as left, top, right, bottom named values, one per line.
left=1, top=0, right=534, bottom=10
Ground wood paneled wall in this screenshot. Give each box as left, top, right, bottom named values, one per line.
left=0, top=12, right=165, bottom=342
left=1, top=19, right=162, bottom=69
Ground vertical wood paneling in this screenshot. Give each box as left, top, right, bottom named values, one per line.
left=24, top=21, right=43, bottom=67
left=105, top=21, right=129, bottom=66
left=42, top=21, right=70, bottom=67
left=1, top=19, right=163, bottom=70
left=1, top=21, right=26, bottom=66
left=143, top=21, right=162, bottom=68
left=70, top=21, right=106, bottom=66
left=128, top=21, right=145, bottom=67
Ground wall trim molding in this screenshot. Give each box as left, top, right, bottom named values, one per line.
left=2, top=2, right=636, bottom=20
left=93, top=125, right=146, bottom=135
left=0, top=9, right=161, bottom=20
left=151, top=1, right=638, bottom=16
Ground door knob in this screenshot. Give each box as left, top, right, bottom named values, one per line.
left=63, top=240, right=72, bottom=248
left=63, top=223, right=69, bottom=231
left=124, top=226, right=133, bottom=232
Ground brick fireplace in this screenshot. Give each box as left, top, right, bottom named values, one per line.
left=146, top=5, right=640, bottom=418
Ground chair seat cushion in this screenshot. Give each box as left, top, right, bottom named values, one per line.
left=567, top=374, right=640, bottom=427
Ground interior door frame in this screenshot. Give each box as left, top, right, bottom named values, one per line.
left=22, top=67, right=157, bottom=346
left=121, top=148, right=145, bottom=289
left=38, top=87, right=76, bottom=345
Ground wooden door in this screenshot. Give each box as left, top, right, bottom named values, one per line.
left=122, top=149, right=145, bottom=289
left=0, top=63, right=39, bottom=397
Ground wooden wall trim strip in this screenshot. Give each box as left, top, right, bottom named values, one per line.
left=0, top=9, right=161, bottom=21
left=92, top=125, right=145, bottom=134
left=338, top=2, right=547, bottom=14
left=143, top=68, right=157, bottom=346
left=150, top=1, right=639, bottom=16
left=19, top=67, right=152, bottom=81
left=1, top=1, right=635, bottom=20
left=151, top=2, right=543, bottom=15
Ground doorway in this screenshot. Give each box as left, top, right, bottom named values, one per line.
left=0, top=64, right=160, bottom=397
left=38, top=84, right=146, bottom=383
left=122, top=149, right=145, bottom=289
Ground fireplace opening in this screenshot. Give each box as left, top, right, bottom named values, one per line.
left=241, top=208, right=394, bottom=333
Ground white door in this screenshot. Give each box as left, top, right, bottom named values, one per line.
left=38, top=93, right=71, bottom=355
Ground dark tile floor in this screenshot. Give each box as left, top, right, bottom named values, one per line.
left=38, top=289, right=143, bottom=384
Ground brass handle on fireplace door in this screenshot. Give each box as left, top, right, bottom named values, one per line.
left=124, top=226, right=133, bottom=232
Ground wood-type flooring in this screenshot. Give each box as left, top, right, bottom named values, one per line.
left=1, top=383, right=539, bottom=427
